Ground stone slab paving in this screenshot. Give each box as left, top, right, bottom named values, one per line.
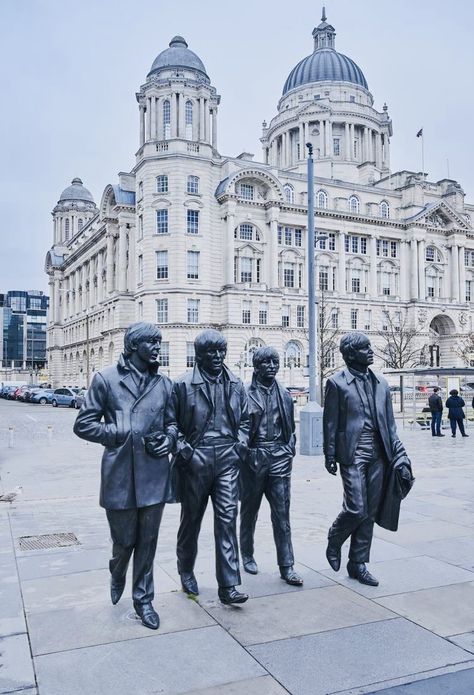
left=368, top=667, right=474, bottom=694
left=2, top=401, right=474, bottom=694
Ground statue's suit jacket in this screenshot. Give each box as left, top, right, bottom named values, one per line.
left=323, top=368, right=402, bottom=466
left=73, top=355, right=177, bottom=509
left=170, top=364, right=249, bottom=463
left=247, top=376, right=296, bottom=453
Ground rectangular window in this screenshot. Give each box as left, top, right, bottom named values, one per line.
left=319, top=267, right=329, bottom=291
left=364, top=310, right=371, bottom=331
left=156, top=299, right=168, bottom=324
left=360, top=238, right=367, bottom=254
left=160, top=341, right=169, bottom=367
left=283, top=264, right=295, bottom=288
left=256, top=258, right=261, bottom=283
left=186, top=342, right=195, bottom=368
left=351, top=236, right=358, bottom=253
left=186, top=250, right=199, bottom=279
left=278, top=226, right=283, bottom=245
left=138, top=301, right=143, bottom=320
left=353, top=139, right=359, bottom=158
left=466, top=280, right=472, bottom=302
left=285, top=227, right=292, bottom=246
left=390, top=241, right=398, bottom=258
left=294, top=229, right=302, bottom=247
left=351, top=309, right=358, bottom=330
left=297, top=305, right=305, bottom=328
left=187, top=209, right=199, bottom=235
left=156, top=175, right=168, bottom=193
left=282, top=305, right=290, bottom=328
left=138, top=254, right=143, bottom=284
left=328, top=233, right=336, bottom=251
left=187, top=176, right=199, bottom=194
left=259, top=302, right=268, bottom=325
left=138, top=181, right=143, bottom=200
left=239, top=223, right=253, bottom=240
left=138, top=215, right=143, bottom=240
left=333, top=138, right=340, bottom=156
left=427, top=286, right=435, bottom=298
left=383, top=287, right=390, bottom=296
left=331, top=309, right=339, bottom=329
left=156, top=250, right=168, bottom=280
left=351, top=277, right=360, bottom=293
left=240, top=257, right=252, bottom=283
left=239, top=183, right=254, bottom=200
left=187, top=298, right=200, bottom=324
left=242, top=301, right=251, bottom=324
left=346, top=234, right=367, bottom=254
left=156, top=209, right=168, bottom=234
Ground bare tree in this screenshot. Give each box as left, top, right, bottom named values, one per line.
left=454, top=333, right=474, bottom=367
left=375, top=310, right=422, bottom=369
left=316, top=290, right=341, bottom=403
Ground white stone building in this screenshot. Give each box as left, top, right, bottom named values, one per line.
left=45, top=14, right=474, bottom=387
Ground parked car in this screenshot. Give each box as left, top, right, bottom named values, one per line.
left=30, top=389, right=55, bottom=405
left=286, top=386, right=309, bottom=403
left=12, top=385, right=30, bottom=401
left=51, top=388, right=81, bottom=408
left=19, top=385, right=43, bottom=402
left=74, top=389, right=87, bottom=409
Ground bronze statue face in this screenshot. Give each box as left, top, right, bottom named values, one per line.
left=199, top=345, right=227, bottom=376
left=346, top=337, right=374, bottom=370
left=255, top=355, right=280, bottom=385
left=132, top=336, right=161, bottom=368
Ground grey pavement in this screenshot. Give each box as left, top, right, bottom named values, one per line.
left=1, top=400, right=474, bottom=694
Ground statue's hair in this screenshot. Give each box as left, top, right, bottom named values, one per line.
left=339, top=331, right=369, bottom=361
left=194, top=329, right=227, bottom=360
left=252, top=346, right=280, bottom=369
left=123, top=322, right=162, bottom=356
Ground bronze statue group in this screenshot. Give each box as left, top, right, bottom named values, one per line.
left=74, top=323, right=413, bottom=630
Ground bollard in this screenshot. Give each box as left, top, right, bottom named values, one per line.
left=47, top=425, right=53, bottom=445
left=8, top=427, right=14, bottom=448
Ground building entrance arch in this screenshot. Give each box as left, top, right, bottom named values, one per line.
left=429, top=314, right=456, bottom=366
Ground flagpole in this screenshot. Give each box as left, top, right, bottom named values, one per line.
left=421, top=130, right=424, bottom=181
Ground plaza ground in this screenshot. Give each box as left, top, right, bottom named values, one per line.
left=1, top=399, right=474, bottom=694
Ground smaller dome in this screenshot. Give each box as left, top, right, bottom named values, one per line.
left=59, top=177, right=94, bottom=203
left=148, top=36, right=209, bottom=79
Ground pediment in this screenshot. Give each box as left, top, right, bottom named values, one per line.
left=407, top=200, right=470, bottom=231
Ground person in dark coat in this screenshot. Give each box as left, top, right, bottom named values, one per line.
left=171, top=329, right=250, bottom=605
left=73, top=322, right=177, bottom=630
left=239, top=347, right=303, bottom=586
left=446, top=389, right=469, bottom=437
left=428, top=387, right=445, bottom=437
left=323, top=332, right=408, bottom=587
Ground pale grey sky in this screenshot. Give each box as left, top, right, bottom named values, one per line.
left=1, top=0, right=473, bottom=293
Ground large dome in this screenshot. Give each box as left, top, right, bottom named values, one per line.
left=148, top=36, right=209, bottom=80
left=282, top=11, right=368, bottom=95
left=59, top=177, right=94, bottom=203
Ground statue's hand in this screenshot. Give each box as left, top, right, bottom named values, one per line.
left=325, top=457, right=337, bottom=476
left=144, top=433, right=171, bottom=458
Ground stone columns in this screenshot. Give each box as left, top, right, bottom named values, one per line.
left=211, top=109, right=217, bottom=148
left=157, top=98, right=163, bottom=140
left=376, top=132, right=383, bottom=168
left=225, top=204, right=236, bottom=285
left=150, top=97, right=156, bottom=140
left=178, top=93, right=185, bottom=138
left=363, top=126, right=369, bottom=162
left=89, top=258, right=95, bottom=308
left=53, top=277, right=60, bottom=324
left=370, top=236, right=378, bottom=295
left=299, top=122, right=304, bottom=159
left=325, top=120, right=332, bottom=157
left=304, top=122, right=308, bottom=152
left=266, top=206, right=279, bottom=289
left=418, top=239, right=426, bottom=299
left=451, top=244, right=460, bottom=301
left=96, top=251, right=103, bottom=303
left=349, top=123, right=355, bottom=159
left=139, top=104, right=145, bottom=146
left=127, top=224, right=135, bottom=290
left=118, top=224, right=128, bottom=293
left=106, top=233, right=115, bottom=295
left=399, top=241, right=409, bottom=300
left=345, top=122, right=351, bottom=160
left=459, top=245, right=466, bottom=302
left=338, top=233, right=346, bottom=293
left=199, top=97, right=205, bottom=141
left=171, top=93, right=177, bottom=138
left=146, top=97, right=152, bottom=141
left=409, top=237, right=418, bottom=299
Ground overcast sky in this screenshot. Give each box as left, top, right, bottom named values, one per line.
left=2, top=0, right=473, bottom=294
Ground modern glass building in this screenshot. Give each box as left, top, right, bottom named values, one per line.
left=0, top=291, right=49, bottom=369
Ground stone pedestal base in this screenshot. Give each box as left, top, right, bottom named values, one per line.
left=299, top=401, right=324, bottom=456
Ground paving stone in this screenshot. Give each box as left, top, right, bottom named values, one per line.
left=406, top=536, right=474, bottom=571
left=35, top=625, right=264, bottom=695
left=368, top=667, right=474, bottom=694
left=22, top=565, right=179, bottom=614
left=0, top=634, right=35, bottom=694
left=205, top=584, right=394, bottom=646
left=376, top=582, right=474, bottom=637
left=0, top=579, right=27, bottom=638
left=375, top=520, right=474, bottom=546
left=28, top=590, right=215, bottom=655
left=448, top=632, right=474, bottom=653
left=321, top=555, right=474, bottom=598
left=16, top=546, right=108, bottom=580
left=184, top=675, right=288, bottom=694
left=248, top=618, right=471, bottom=695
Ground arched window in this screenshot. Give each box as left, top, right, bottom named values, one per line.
left=426, top=246, right=442, bottom=263
left=163, top=100, right=171, bottom=139
left=78, top=218, right=84, bottom=231
left=234, top=223, right=261, bottom=241
left=380, top=201, right=390, bottom=219
left=348, top=195, right=360, bottom=214
left=64, top=218, right=70, bottom=240
left=316, top=190, right=328, bottom=209
left=284, top=341, right=302, bottom=368
left=244, top=338, right=265, bottom=366
left=185, top=100, right=193, bottom=139
left=283, top=184, right=295, bottom=204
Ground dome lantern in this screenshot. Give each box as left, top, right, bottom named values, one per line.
left=312, top=7, right=336, bottom=50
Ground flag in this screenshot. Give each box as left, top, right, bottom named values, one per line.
left=416, top=128, right=423, bottom=138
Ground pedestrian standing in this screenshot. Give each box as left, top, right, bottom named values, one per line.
left=445, top=389, right=469, bottom=438
left=428, top=387, right=444, bottom=437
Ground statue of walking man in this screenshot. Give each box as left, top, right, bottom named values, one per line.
left=74, top=322, right=176, bottom=629
left=239, top=347, right=303, bottom=586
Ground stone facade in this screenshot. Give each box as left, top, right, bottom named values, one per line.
left=45, top=22, right=474, bottom=388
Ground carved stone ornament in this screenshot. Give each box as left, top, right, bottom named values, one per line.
left=459, top=312, right=467, bottom=326
left=417, top=308, right=427, bottom=326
